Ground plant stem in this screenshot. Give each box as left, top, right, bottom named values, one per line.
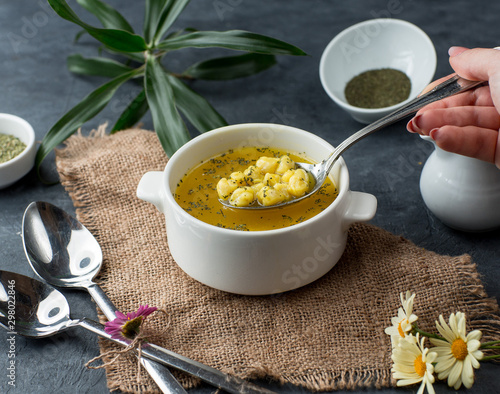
left=170, top=72, right=194, bottom=80
left=481, top=354, right=500, bottom=361
left=412, top=326, right=446, bottom=341
left=481, top=340, right=500, bottom=348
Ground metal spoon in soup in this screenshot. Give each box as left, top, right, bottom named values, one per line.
left=218, top=75, right=484, bottom=210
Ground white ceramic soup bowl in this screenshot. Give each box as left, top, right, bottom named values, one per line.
left=319, top=18, right=436, bottom=124
left=137, top=124, right=377, bottom=295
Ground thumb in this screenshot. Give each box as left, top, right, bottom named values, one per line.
left=449, top=47, right=500, bottom=110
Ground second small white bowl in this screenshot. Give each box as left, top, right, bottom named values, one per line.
left=0, top=113, right=36, bottom=189
left=319, top=18, right=436, bottom=124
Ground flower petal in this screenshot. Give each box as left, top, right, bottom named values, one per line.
left=426, top=351, right=437, bottom=364
left=426, top=377, right=436, bottom=394
left=396, top=377, right=422, bottom=386
left=417, top=380, right=425, bottom=394
left=425, top=370, right=435, bottom=383
left=114, top=310, right=127, bottom=320
left=467, top=339, right=481, bottom=352
left=447, top=360, right=463, bottom=389
left=461, top=356, right=475, bottom=389
left=436, top=315, right=455, bottom=343
left=104, top=320, right=124, bottom=336
left=467, top=329, right=482, bottom=342
left=138, top=305, right=158, bottom=317
left=429, top=338, right=451, bottom=349
left=456, top=313, right=467, bottom=339
left=471, top=350, right=483, bottom=365
left=434, top=354, right=455, bottom=373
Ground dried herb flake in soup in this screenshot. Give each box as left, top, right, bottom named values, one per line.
left=344, top=68, right=411, bottom=109
left=0, top=133, right=26, bottom=164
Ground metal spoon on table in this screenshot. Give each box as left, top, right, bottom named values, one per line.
left=0, top=270, right=275, bottom=394
left=219, top=74, right=485, bottom=210
left=21, top=201, right=186, bottom=394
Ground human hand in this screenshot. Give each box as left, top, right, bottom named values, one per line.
left=407, top=47, right=500, bottom=168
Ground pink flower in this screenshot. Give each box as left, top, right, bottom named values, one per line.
left=105, top=305, right=157, bottom=342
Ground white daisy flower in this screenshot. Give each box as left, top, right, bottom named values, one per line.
left=385, top=291, right=418, bottom=347
left=392, top=333, right=437, bottom=394
left=429, top=312, right=483, bottom=389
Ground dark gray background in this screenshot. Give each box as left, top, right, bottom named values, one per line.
left=1, top=0, right=499, bottom=393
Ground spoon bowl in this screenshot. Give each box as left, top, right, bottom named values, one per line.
left=220, top=75, right=484, bottom=210
left=0, top=270, right=75, bottom=338
left=22, top=201, right=103, bottom=287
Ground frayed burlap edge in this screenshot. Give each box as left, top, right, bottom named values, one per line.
left=280, top=368, right=393, bottom=391
left=55, top=124, right=109, bottom=215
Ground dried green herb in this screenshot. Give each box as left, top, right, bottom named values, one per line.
left=0, top=133, right=26, bottom=164
left=344, top=68, right=411, bottom=109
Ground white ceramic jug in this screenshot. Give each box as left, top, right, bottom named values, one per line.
left=419, top=135, right=500, bottom=232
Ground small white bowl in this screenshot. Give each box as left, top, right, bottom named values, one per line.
left=319, top=18, right=436, bottom=124
left=0, top=113, right=36, bottom=189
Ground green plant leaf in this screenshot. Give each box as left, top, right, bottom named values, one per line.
left=76, top=0, right=134, bottom=32
left=111, top=89, right=149, bottom=133
left=165, top=27, right=198, bottom=40
left=183, top=53, right=276, bottom=80
left=48, top=0, right=147, bottom=53
left=152, top=0, right=191, bottom=45
left=74, top=29, right=87, bottom=43
left=144, top=0, right=168, bottom=43
left=36, top=69, right=140, bottom=182
left=157, top=30, right=307, bottom=56
left=167, top=74, right=227, bottom=132
left=67, top=54, right=134, bottom=78
left=144, top=54, right=190, bottom=157
left=103, top=48, right=145, bottom=63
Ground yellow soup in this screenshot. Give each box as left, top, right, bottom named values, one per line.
left=174, top=147, right=339, bottom=231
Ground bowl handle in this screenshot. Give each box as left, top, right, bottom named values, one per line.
left=341, top=191, right=377, bottom=232
left=137, top=171, right=166, bottom=213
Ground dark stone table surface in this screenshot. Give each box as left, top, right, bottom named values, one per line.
left=1, top=1, right=499, bottom=393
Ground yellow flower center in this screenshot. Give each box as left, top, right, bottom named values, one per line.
left=451, top=338, right=468, bottom=360
left=414, top=354, right=426, bottom=377
left=398, top=319, right=408, bottom=337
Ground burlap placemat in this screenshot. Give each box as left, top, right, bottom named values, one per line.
left=55, top=126, right=500, bottom=393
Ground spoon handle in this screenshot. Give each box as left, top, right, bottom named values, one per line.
left=87, top=283, right=118, bottom=319
left=143, top=343, right=277, bottom=394
left=78, top=318, right=275, bottom=394
left=323, top=74, right=484, bottom=175
left=86, top=283, right=186, bottom=394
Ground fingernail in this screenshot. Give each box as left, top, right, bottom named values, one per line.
left=429, top=128, right=440, bottom=140
left=448, top=46, right=467, bottom=57
left=411, top=114, right=422, bottom=132
left=407, top=119, right=416, bottom=133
